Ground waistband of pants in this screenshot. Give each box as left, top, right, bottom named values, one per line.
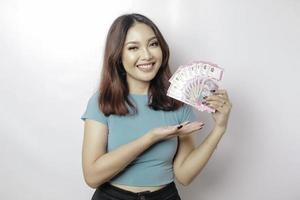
left=98, top=181, right=178, bottom=199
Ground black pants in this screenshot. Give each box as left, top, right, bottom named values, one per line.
left=91, top=181, right=181, bottom=200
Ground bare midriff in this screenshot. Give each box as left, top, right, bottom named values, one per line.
left=109, top=182, right=168, bottom=192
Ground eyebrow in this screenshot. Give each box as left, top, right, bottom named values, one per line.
left=125, top=36, right=157, bottom=45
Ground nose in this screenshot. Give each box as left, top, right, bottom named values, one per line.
left=141, top=48, right=153, bottom=60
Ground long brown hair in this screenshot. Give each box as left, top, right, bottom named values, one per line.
left=98, top=13, right=184, bottom=116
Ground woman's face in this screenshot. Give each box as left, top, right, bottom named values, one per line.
left=121, top=22, right=163, bottom=84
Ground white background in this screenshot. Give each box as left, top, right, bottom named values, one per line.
left=1, top=0, right=299, bottom=199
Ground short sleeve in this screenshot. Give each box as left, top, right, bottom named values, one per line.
left=180, top=104, right=197, bottom=123
left=80, top=92, right=108, bottom=126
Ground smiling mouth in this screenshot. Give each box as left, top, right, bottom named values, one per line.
left=136, top=62, right=155, bottom=71
left=136, top=62, right=155, bottom=68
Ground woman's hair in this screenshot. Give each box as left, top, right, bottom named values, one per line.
left=98, top=13, right=184, bottom=116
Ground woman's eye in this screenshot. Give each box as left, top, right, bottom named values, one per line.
left=128, top=46, right=138, bottom=50
left=150, top=42, right=159, bottom=47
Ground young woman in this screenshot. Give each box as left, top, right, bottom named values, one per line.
left=81, top=13, right=232, bottom=200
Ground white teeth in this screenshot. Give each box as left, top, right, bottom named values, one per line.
left=137, top=63, right=155, bottom=72
left=137, top=63, right=154, bottom=69
left=137, top=63, right=153, bottom=68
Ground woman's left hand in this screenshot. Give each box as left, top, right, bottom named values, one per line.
left=203, top=89, right=232, bottom=129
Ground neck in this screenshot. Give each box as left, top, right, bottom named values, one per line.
left=127, top=78, right=150, bottom=95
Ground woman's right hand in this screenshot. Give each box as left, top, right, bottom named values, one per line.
left=148, top=121, right=205, bottom=142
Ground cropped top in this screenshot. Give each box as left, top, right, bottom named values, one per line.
left=80, top=91, right=197, bottom=186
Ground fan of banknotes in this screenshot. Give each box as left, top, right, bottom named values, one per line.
left=167, top=61, right=224, bottom=113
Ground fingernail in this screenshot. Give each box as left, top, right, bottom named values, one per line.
left=177, top=125, right=183, bottom=129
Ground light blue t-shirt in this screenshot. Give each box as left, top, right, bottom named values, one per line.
left=80, top=91, right=197, bottom=186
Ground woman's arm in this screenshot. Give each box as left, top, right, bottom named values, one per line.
left=177, top=125, right=226, bottom=185
left=84, top=122, right=157, bottom=189
left=176, top=89, right=232, bottom=185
